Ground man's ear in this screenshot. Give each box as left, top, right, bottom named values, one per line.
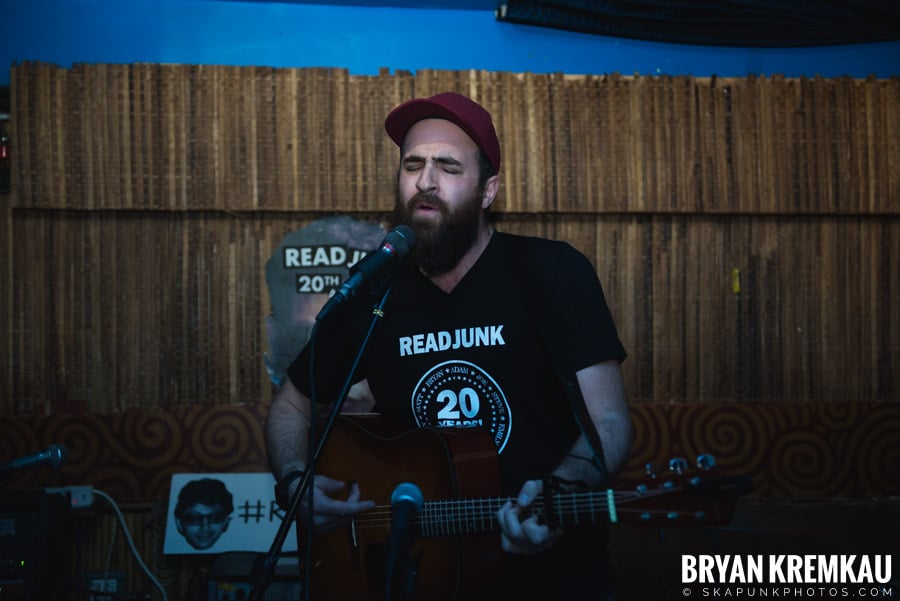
left=481, top=174, right=500, bottom=210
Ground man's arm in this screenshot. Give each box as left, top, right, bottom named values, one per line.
left=496, top=359, right=632, bottom=554
left=265, top=378, right=312, bottom=483
left=552, top=359, right=633, bottom=488
left=265, top=378, right=375, bottom=531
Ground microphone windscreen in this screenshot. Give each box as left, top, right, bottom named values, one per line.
left=385, top=225, right=415, bottom=257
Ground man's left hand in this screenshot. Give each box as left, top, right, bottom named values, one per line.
left=496, top=479, right=563, bottom=554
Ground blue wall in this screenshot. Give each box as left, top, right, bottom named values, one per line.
left=3, top=0, right=899, bottom=87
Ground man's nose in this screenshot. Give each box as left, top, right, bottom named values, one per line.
left=416, top=164, right=437, bottom=193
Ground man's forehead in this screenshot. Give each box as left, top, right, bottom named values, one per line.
left=402, top=118, right=479, bottom=158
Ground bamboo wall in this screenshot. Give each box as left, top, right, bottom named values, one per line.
left=2, top=63, right=898, bottom=413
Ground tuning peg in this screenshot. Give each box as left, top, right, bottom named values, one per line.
left=668, top=457, right=688, bottom=474
left=644, top=462, right=656, bottom=477
left=697, top=454, right=716, bottom=470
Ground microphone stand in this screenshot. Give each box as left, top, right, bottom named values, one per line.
left=248, top=287, right=392, bottom=601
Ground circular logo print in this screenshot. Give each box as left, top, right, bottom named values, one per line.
left=411, top=360, right=512, bottom=453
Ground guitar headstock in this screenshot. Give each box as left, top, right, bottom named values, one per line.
left=614, top=455, right=750, bottom=527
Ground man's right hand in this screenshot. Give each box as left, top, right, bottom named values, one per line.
left=293, top=473, right=376, bottom=533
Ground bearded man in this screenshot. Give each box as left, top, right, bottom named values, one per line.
left=266, top=92, right=632, bottom=600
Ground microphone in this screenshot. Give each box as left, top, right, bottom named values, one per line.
left=385, top=482, right=424, bottom=598
left=0, top=444, right=68, bottom=474
left=317, top=225, right=416, bottom=320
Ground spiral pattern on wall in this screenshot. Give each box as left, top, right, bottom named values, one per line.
left=2, top=405, right=269, bottom=501
left=617, top=402, right=900, bottom=498
left=2, top=402, right=898, bottom=501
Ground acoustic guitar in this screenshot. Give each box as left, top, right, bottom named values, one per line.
left=300, top=414, right=746, bottom=600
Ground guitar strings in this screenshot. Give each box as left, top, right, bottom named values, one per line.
left=341, top=486, right=692, bottom=531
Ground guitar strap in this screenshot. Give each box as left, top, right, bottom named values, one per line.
left=503, top=233, right=611, bottom=485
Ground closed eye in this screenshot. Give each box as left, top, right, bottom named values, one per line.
left=401, top=155, right=464, bottom=174
left=435, top=157, right=463, bottom=174
left=402, top=158, right=425, bottom=172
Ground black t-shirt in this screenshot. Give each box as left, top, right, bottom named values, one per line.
left=287, top=231, right=626, bottom=495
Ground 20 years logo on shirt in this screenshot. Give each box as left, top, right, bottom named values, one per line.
left=411, top=359, right=512, bottom=454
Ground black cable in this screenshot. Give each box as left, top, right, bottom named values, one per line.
left=304, top=318, right=319, bottom=601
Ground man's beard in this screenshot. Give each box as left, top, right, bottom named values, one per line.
left=389, top=187, right=483, bottom=277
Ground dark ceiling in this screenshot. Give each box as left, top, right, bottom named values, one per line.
left=496, top=0, right=900, bottom=47
left=240, top=0, right=900, bottom=47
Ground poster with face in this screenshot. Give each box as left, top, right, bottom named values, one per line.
left=164, top=473, right=298, bottom=554
left=264, top=216, right=386, bottom=387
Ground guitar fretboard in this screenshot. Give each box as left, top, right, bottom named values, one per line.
left=416, top=490, right=617, bottom=537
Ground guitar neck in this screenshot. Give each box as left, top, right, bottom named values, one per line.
left=416, top=491, right=616, bottom=537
